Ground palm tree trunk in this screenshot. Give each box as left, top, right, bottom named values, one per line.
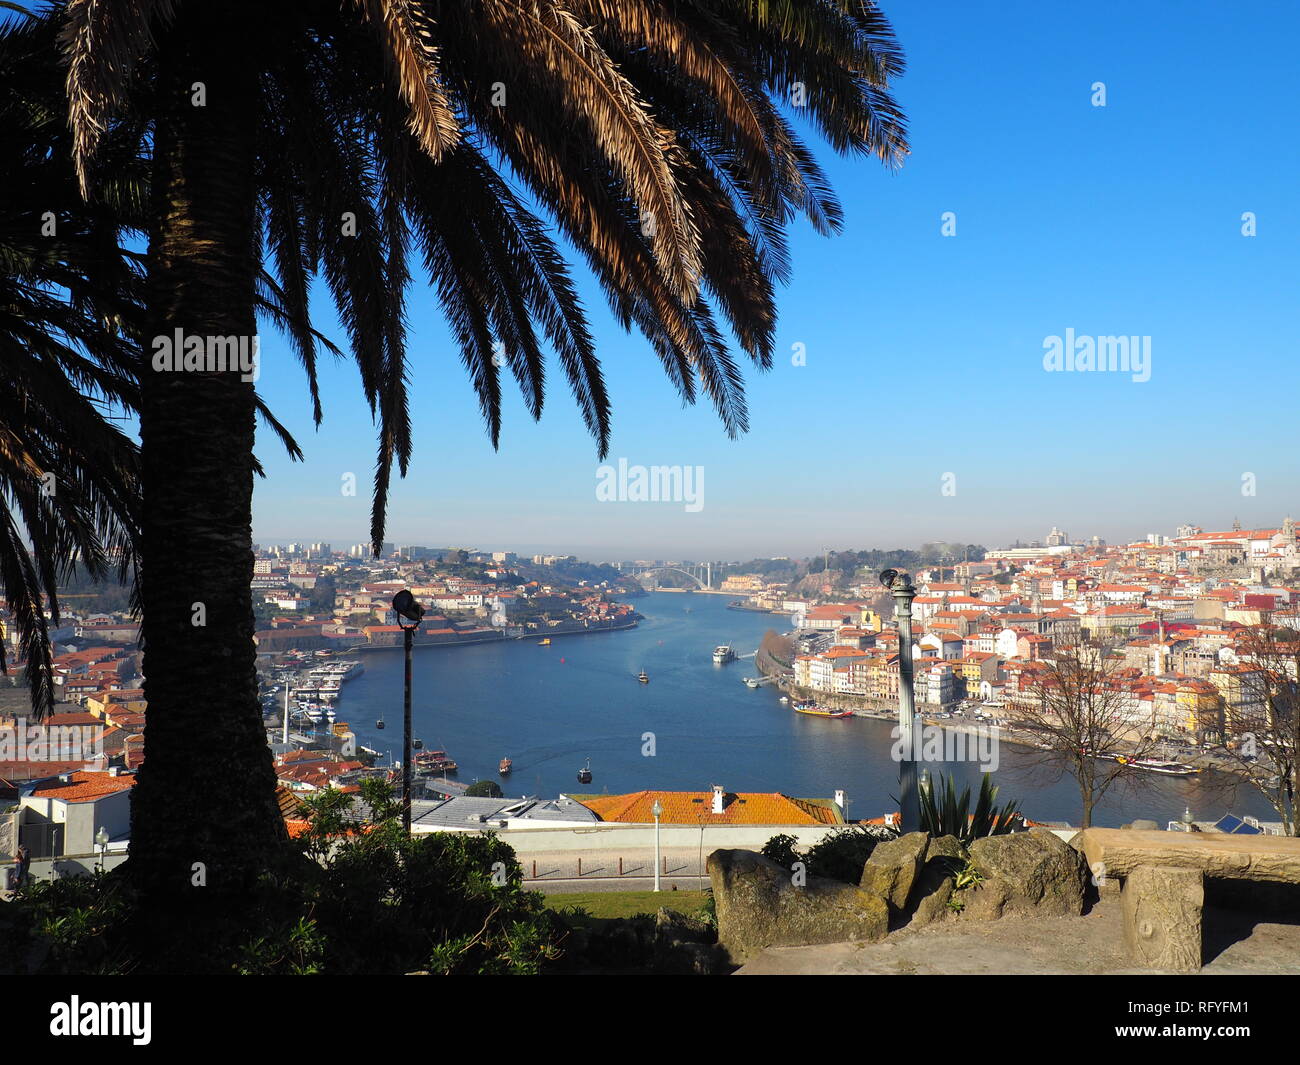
left=128, top=6, right=285, bottom=944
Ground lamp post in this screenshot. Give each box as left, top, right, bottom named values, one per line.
left=882, top=569, right=920, bottom=833
left=94, top=826, right=109, bottom=873
left=392, top=590, right=425, bottom=833
left=652, top=799, right=663, bottom=891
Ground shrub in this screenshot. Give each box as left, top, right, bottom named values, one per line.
left=760, top=832, right=802, bottom=869
left=1, top=778, right=565, bottom=975
left=803, top=825, right=888, bottom=884
left=919, top=773, right=1022, bottom=846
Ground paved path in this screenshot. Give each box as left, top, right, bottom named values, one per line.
left=736, top=898, right=1300, bottom=975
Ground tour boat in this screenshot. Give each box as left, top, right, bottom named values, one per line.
left=415, top=749, right=458, bottom=773
left=577, top=758, right=593, bottom=784
left=498, top=757, right=513, bottom=776
left=712, top=644, right=736, bottom=664
left=792, top=701, right=852, bottom=719
left=1115, top=756, right=1199, bottom=777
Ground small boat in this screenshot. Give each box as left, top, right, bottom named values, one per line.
left=1116, top=756, right=1199, bottom=777
left=638, top=669, right=649, bottom=684
left=499, top=756, right=513, bottom=776
left=713, top=644, right=736, bottom=664
left=538, top=638, right=551, bottom=646
left=577, top=758, right=593, bottom=784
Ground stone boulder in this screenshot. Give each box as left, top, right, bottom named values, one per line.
left=654, top=909, right=726, bottom=974
left=965, top=829, right=1087, bottom=918
left=909, top=835, right=966, bottom=929
left=709, top=849, right=889, bottom=964
left=860, top=831, right=929, bottom=910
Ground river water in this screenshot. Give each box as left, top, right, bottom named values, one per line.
left=335, top=592, right=1272, bottom=828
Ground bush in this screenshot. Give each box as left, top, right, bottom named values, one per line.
left=1, top=779, right=565, bottom=975
left=760, top=833, right=802, bottom=869
left=803, top=825, right=890, bottom=884
left=0, top=870, right=136, bottom=974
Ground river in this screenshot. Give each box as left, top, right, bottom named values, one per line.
left=334, top=592, right=1273, bottom=828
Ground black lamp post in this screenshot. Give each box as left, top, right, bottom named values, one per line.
left=392, top=589, right=425, bottom=833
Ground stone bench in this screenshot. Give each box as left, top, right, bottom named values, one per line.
left=1072, top=828, right=1300, bottom=971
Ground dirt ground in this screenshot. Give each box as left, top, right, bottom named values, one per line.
left=736, top=898, right=1300, bottom=975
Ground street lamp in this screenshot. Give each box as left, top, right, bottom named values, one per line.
left=94, top=826, right=109, bottom=873
left=652, top=798, right=663, bottom=891
left=392, top=589, right=425, bottom=834
left=882, top=569, right=920, bottom=833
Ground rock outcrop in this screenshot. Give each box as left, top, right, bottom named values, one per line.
left=859, top=831, right=929, bottom=910
left=709, top=849, right=888, bottom=964
left=909, top=834, right=966, bottom=928
left=964, top=829, right=1087, bottom=919
left=653, top=908, right=727, bottom=974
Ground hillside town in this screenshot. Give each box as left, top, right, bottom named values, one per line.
left=735, top=521, right=1300, bottom=752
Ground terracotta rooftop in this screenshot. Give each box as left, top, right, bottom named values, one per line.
left=576, top=789, right=844, bottom=826
left=28, top=770, right=134, bottom=802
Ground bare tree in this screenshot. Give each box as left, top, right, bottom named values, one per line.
left=1207, top=625, right=1299, bottom=835
left=1012, top=641, right=1164, bottom=828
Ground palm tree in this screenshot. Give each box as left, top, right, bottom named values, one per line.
left=0, top=4, right=321, bottom=728
left=0, top=6, right=144, bottom=718
left=58, top=0, right=908, bottom=931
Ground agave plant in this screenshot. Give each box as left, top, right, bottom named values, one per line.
left=918, top=772, right=1022, bottom=846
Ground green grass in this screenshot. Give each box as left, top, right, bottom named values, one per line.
left=542, top=890, right=708, bottom=921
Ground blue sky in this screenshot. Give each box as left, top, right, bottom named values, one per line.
left=249, top=0, right=1300, bottom=561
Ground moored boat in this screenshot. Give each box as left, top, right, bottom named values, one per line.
left=1116, top=756, right=1199, bottom=777
left=792, top=701, right=852, bottom=719
left=712, top=644, right=735, bottom=664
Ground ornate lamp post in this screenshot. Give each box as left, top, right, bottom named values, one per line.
left=392, top=589, right=425, bottom=833
left=95, top=826, right=109, bottom=873
left=652, top=799, right=664, bottom=891
left=881, top=569, right=920, bottom=833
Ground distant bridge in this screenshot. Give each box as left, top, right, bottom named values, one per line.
left=630, top=563, right=712, bottom=590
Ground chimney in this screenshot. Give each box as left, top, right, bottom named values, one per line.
left=833, top=789, right=845, bottom=811
left=711, top=784, right=724, bottom=814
